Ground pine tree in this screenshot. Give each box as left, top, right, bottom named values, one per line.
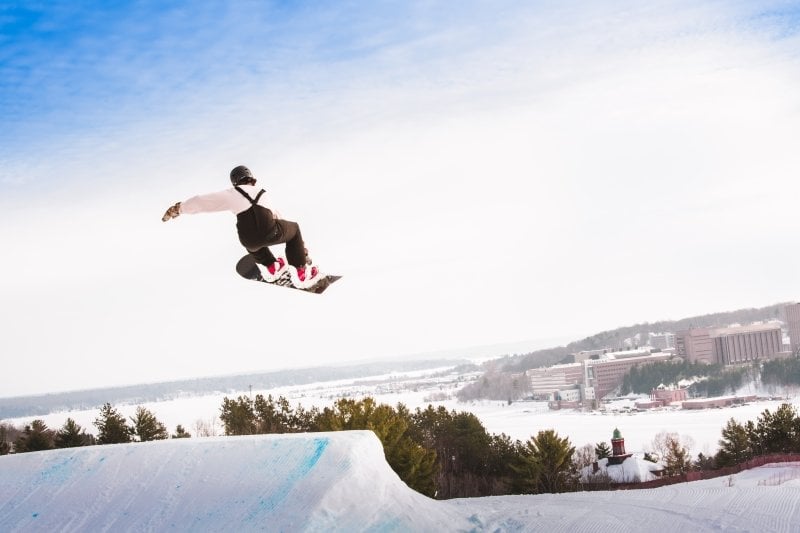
left=172, top=425, right=192, bottom=439
left=219, top=396, right=257, bottom=435
left=55, top=418, right=93, bottom=448
left=253, top=394, right=313, bottom=433
left=663, top=435, right=691, bottom=476
left=0, top=424, right=12, bottom=455
left=693, top=452, right=716, bottom=471
left=409, top=404, right=509, bottom=498
left=130, top=406, right=168, bottom=441
left=485, top=433, right=524, bottom=494
left=95, top=403, right=132, bottom=444
left=755, top=404, right=799, bottom=454
left=14, top=420, right=55, bottom=452
left=514, top=429, right=576, bottom=494
left=315, top=397, right=438, bottom=497
left=594, top=441, right=612, bottom=460
left=715, top=418, right=753, bottom=467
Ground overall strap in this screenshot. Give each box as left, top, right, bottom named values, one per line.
left=234, top=186, right=266, bottom=205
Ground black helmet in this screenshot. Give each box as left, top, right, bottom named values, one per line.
left=230, top=165, right=255, bottom=186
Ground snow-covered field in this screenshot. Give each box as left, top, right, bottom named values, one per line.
left=6, top=367, right=798, bottom=456
left=2, top=431, right=800, bottom=532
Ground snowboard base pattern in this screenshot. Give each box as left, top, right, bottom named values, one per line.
left=235, top=255, right=341, bottom=294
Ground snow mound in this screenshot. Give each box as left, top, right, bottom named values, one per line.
left=0, top=431, right=461, bottom=531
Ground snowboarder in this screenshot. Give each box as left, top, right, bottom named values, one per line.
left=162, top=165, right=319, bottom=284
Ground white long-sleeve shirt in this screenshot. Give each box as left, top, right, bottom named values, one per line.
left=179, top=185, right=281, bottom=217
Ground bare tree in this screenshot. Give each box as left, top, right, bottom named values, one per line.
left=573, top=443, right=596, bottom=471
left=193, top=417, right=220, bottom=437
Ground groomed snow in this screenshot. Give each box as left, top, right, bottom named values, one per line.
left=2, top=431, right=800, bottom=532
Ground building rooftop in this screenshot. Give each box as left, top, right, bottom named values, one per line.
left=711, top=323, right=782, bottom=336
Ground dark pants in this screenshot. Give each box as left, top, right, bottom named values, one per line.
left=240, top=219, right=308, bottom=268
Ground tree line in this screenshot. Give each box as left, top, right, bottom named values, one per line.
left=715, top=403, right=800, bottom=467
left=3, top=395, right=800, bottom=500
left=215, top=394, right=800, bottom=496
left=217, top=394, right=577, bottom=498
left=0, top=403, right=191, bottom=454
left=455, top=368, right=533, bottom=402
left=761, top=358, right=800, bottom=388
left=620, top=359, right=754, bottom=397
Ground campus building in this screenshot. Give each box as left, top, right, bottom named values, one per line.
left=648, top=332, right=675, bottom=350
left=674, top=328, right=715, bottom=364
left=682, top=394, right=757, bottom=410
left=534, top=349, right=674, bottom=403
left=787, top=303, right=800, bottom=356
left=583, top=351, right=672, bottom=400
left=712, top=324, right=783, bottom=365
left=572, top=349, right=606, bottom=363
left=529, top=363, right=584, bottom=398
left=675, top=323, right=787, bottom=365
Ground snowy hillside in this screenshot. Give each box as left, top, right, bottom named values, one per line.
left=2, top=431, right=800, bottom=532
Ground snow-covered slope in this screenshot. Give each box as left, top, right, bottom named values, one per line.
left=2, top=432, right=800, bottom=532
left=0, top=431, right=461, bottom=531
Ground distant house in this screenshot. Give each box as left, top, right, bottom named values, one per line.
left=651, top=384, right=688, bottom=404
left=582, top=429, right=664, bottom=484
left=636, top=384, right=689, bottom=409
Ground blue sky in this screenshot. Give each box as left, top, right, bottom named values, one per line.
left=1, top=1, right=514, bottom=181
left=1, top=1, right=800, bottom=396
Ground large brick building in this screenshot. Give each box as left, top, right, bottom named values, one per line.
left=529, top=363, right=583, bottom=398
left=712, top=324, right=783, bottom=365
left=532, top=350, right=674, bottom=402
left=674, top=328, right=715, bottom=364
left=583, top=352, right=672, bottom=399
left=675, top=323, right=787, bottom=365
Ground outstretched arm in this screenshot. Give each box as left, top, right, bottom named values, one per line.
left=162, top=202, right=182, bottom=222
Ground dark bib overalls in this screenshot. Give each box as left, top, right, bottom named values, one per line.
left=233, top=186, right=307, bottom=268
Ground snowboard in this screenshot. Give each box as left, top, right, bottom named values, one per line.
left=235, top=254, right=341, bottom=294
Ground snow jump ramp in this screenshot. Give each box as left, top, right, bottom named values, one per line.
left=0, top=431, right=462, bottom=531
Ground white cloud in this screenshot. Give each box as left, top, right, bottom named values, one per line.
left=1, top=1, right=799, bottom=396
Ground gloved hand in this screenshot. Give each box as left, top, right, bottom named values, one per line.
left=162, top=202, right=182, bottom=222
